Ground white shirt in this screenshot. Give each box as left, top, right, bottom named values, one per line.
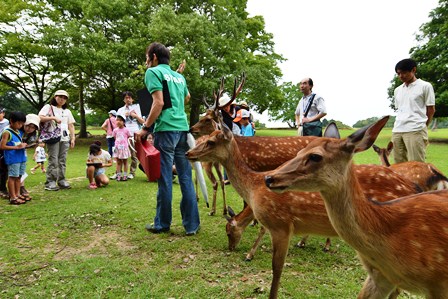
left=295, top=93, right=326, bottom=123
left=117, top=104, right=142, bottom=134
left=38, top=105, right=76, bottom=142
left=393, top=79, right=435, bottom=132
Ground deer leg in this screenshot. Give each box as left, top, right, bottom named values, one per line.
left=245, top=226, right=266, bottom=261
left=194, top=172, right=199, bottom=201
left=204, top=163, right=217, bottom=216
left=357, top=262, right=396, bottom=299
left=323, top=238, right=331, bottom=252
left=215, top=162, right=227, bottom=215
left=269, top=230, right=292, bottom=299
left=296, top=235, right=309, bottom=248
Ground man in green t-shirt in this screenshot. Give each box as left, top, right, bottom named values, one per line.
left=136, top=42, right=200, bottom=236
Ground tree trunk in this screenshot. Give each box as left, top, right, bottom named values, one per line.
left=78, top=71, right=88, bottom=138
left=189, top=98, right=201, bottom=127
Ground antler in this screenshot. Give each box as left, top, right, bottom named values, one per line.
left=231, top=72, right=246, bottom=102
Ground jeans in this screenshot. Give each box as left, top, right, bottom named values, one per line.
left=106, top=137, right=115, bottom=156
left=153, top=131, right=200, bottom=233
left=46, top=141, right=70, bottom=185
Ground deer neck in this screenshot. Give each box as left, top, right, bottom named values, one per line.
left=220, top=139, right=261, bottom=206
left=319, top=163, right=379, bottom=250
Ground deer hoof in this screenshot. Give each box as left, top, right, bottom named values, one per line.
left=208, top=211, right=216, bottom=216
left=296, top=242, right=306, bottom=248
left=244, top=256, right=253, bottom=262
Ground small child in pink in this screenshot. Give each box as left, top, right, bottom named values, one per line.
left=112, top=115, right=132, bottom=181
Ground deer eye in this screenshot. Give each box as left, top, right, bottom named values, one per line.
left=309, top=153, right=322, bottom=163
left=206, top=140, right=215, bottom=147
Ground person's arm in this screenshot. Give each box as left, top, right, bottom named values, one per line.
left=102, top=158, right=113, bottom=168
left=68, top=123, right=76, bottom=148
left=101, top=119, right=108, bottom=131
left=426, top=105, right=435, bottom=126
left=130, top=105, right=145, bottom=125
left=0, top=131, right=26, bottom=150
left=184, top=91, right=191, bottom=105
left=303, top=112, right=327, bottom=123
left=135, top=90, right=164, bottom=141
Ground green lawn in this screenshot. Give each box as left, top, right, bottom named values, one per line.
left=1, top=127, right=446, bottom=298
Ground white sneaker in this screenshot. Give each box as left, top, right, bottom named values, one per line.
left=109, top=173, right=117, bottom=179
left=127, top=173, right=134, bottom=179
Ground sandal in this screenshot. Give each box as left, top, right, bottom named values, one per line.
left=0, top=191, right=9, bottom=199
left=20, top=194, right=32, bottom=201
left=9, top=197, right=26, bottom=205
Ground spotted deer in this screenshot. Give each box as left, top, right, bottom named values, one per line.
left=265, top=116, right=448, bottom=298
left=195, top=75, right=245, bottom=215
left=372, top=141, right=448, bottom=191
left=186, top=124, right=421, bottom=299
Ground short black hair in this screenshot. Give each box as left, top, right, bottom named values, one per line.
left=89, top=143, right=101, bottom=155
left=395, top=58, right=417, bottom=73
left=122, top=91, right=133, bottom=98
left=308, top=78, right=314, bottom=87
left=9, top=111, right=26, bottom=123
left=146, top=42, right=171, bottom=65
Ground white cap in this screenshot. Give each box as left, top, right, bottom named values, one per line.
left=233, top=109, right=250, bottom=122
left=54, top=90, right=69, bottom=99
left=25, top=114, right=40, bottom=128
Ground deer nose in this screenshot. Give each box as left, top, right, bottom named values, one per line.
left=265, top=176, right=274, bottom=188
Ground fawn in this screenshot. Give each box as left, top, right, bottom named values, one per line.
left=265, top=116, right=448, bottom=298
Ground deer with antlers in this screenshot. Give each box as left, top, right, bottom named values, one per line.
left=265, top=116, right=448, bottom=298
left=186, top=122, right=422, bottom=299
left=372, top=141, right=448, bottom=191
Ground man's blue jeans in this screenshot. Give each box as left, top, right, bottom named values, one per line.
left=153, top=131, right=200, bottom=233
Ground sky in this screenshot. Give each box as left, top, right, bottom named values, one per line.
left=246, top=0, right=440, bottom=127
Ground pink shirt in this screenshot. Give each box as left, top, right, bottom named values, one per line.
left=102, top=117, right=117, bottom=138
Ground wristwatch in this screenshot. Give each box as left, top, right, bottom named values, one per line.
left=142, top=125, right=151, bottom=131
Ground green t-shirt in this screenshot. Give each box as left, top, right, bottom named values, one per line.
left=144, top=64, right=189, bottom=132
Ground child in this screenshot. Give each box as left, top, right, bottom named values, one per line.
left=0, top=107, right=9, bottom=199
left=112, top=114, right=132, bottom=181
left=233, top=109, right=255, bottom=136
left=30, top=141, right=47, bottom=174
left=86, top=142, right=112, bottom=189
left=0, top=111, right=28, bottom=204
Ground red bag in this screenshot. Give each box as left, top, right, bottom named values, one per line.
left=135, top=139, right=161, bottom=182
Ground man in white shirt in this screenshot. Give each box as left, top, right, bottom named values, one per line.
left=116, top=91, right=145, bottom=179
left=295, top=78, right=327, bottom=136
left=392, top=58, right=435, bottom=163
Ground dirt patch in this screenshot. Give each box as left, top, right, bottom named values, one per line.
left=52, top=229, right=137, bottom=261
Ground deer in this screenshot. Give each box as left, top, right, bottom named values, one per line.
left=186, top=122, right=421, bottom=299
left=264, top=116, right=448, bottom=298
left=195, top=74, right=246, bottom=215
left=372, top=141, right=448, bottom=191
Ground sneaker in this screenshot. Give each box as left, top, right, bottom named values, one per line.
left=45, top=182, right=60, bottom=191
left=42, top=169, right=46, bottom=173
left=30, top=169, right=36, bottom=174
left=186, top=226, right=200, bottom=236
left=58, top=181, right=71, bottom=189
left=116, top=174, right=121, bottom=181
left=89, top=182, right=97, bottom=189
left=110, top=173, right=117, bottom=180
left=127, top=173, right=134, bottom=179
left=145, top=223, right=170, bottom=234
left=122, top=175, right=128, bottom=181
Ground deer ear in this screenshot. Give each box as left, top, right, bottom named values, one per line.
left=344, top=116, right=389, bottom=153
left=372, top=144, right=380, bottom=153
left=323, top=121, right=340, bottom=139
left=387, top=141, right=394, bottom=152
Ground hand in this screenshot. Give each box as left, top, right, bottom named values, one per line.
left=70, top=138, right=75, bottom=148
left=134, top=129, right=145, bottom=143
left=176, top=59, right=186, bottom=73
left=18, top=143, right=27, bottom=149
left=54, top=117, right=62, bottom=124
left=302, top=117, right=311, bottom=124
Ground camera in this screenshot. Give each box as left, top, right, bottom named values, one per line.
left=63, top=131, right=68, bottom=137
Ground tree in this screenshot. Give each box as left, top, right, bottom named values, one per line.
left=268, top=81, right=301, bottom=128
left=388, top=0, right=448, bottom=117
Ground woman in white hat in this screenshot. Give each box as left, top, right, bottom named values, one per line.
left=218, top=93, right=242, bottom=136
left=38, top=90, right=76, bottom=191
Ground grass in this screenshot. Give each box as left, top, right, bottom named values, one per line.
left=1, top=127, right=447, bottom=298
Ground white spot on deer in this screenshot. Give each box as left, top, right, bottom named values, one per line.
left=410, top=240, right=423, bottom=249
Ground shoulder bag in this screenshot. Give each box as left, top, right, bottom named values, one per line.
left=40, top=105, right=62, bottom=144
left=302, top=94, right=323, bottom=137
